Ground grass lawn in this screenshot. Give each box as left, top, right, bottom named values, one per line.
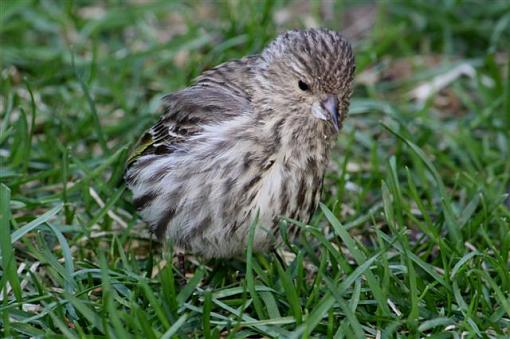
left=1, top=0, right=510, bottom=337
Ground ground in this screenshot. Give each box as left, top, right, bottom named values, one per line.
left=1, top=0, right=509, bottom=337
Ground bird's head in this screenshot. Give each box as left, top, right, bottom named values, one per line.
left=254, top=29, right=355, bottom=133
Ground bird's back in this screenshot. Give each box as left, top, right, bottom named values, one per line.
left=126, top=56, right=257, bottom=165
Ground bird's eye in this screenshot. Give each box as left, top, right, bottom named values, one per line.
left=298, top=80, right=310, bottom=91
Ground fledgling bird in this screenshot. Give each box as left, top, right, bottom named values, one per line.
left=125, top=28, right=355, bottom=258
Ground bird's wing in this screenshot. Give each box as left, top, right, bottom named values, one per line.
left=127, top=56, right=257, bottom=167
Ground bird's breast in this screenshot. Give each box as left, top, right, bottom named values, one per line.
left=248, top=147, right=328, bottom=231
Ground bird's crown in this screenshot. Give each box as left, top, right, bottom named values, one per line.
left=258, top=28, right=355, bottom=94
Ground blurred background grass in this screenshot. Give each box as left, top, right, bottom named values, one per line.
left=1, top=0, right=510, bottom=337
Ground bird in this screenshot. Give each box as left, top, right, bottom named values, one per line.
left=125, top=28, right=355, bottom=259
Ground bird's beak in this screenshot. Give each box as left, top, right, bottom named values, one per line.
left=321, top=95, right=340, bottom=132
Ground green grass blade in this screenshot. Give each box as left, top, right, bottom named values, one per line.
left=161, top=313, right=187, bottom=339
left=275, top=259, right=302, bottom=325
left=245, top=213, right=266, bottom=320
left=321, top=203, right=391, bottom=315
left=10, top=205, right=63, bottom=244
left=0, top=183, right=22, bottom=301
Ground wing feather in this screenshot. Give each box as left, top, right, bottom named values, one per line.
left=126, top=56, right=257, bottom=168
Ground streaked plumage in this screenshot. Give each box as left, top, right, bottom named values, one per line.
left=125, top=29, right=355, bottom=258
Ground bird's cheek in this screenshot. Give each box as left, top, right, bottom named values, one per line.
left=311, top=102, right=328, bottom=121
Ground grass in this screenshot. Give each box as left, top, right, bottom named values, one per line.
left=1, top=0, right=509, bottom=337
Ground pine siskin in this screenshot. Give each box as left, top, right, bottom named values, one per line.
left=125, top=29, right=355, bottom=258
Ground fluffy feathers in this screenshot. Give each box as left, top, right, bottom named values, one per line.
left=125, top=28, right=355, bottom=258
